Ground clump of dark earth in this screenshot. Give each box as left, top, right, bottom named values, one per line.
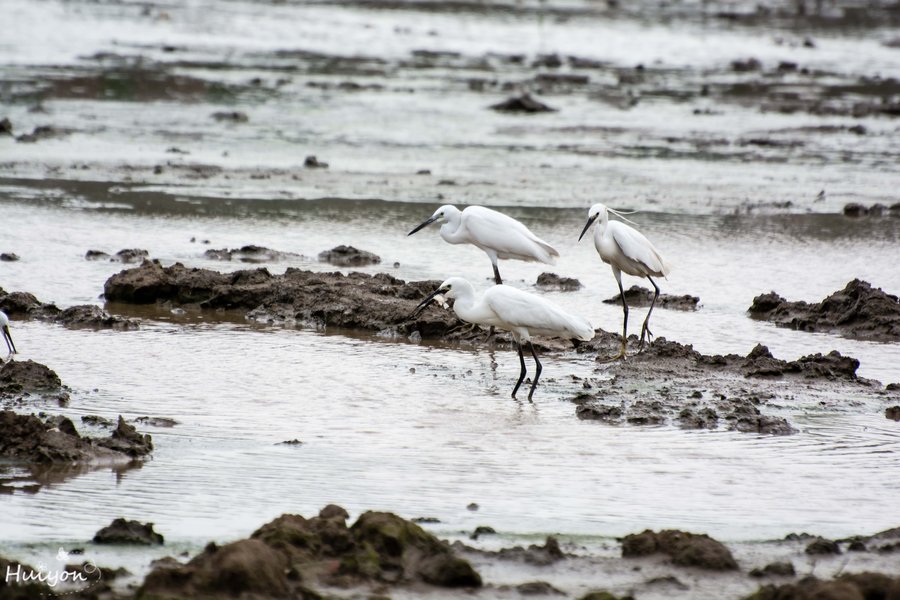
left=210, top=110, right=248, bottom=123
left=318, top=245, right=382, bottom=267
left=621, top=529, right=738, bottom=570
left=805, top=538, right=841, bottom=555
left=470, top=525, right=496, bottom=540
left=536, top=272, right=582, bottom=291
left=0, top=360, right=63, bottom=397
left=139, top=506, right=481, bottom=598
left=0, top=117, right=12, bottom=135
left=115, top=248, right=150, bottom=263
left=886, top=406, right=900, bottom=421
left=0, top=286, right=138, bottom=330
left=15, top=125, right=72, bottom=143
left=749, top=561, right=796, bottom=578
left=0, top=411, right=152, bottom=463
left=743, top=572, right=900, bottom=600
left=577, top=592, right=634, bottom=600
left=204, top=245, right=300, bottom=263
left=603, top=285, right=700, bottom=310
left=304, top=155, right=328, bottom=168
left=85, top=249, right=111, bottom=260
left=748, top=279, right=900, bottom=341
left=516, top=581, right=565, bottom=596
left=94, top=518, right=164, bottom=545
left=464, top=536, right=565, bottom=567
left=0, top=253, right=19, bottom=262
left=843, top=202, right=895, bottom=217
left=490, top=93, right=556, bottom=113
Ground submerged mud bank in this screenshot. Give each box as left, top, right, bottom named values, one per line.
left=572, top=332, right=895, bottom=434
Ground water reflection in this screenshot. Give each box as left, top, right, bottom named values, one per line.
left=0, top=460, right=144, bottom=495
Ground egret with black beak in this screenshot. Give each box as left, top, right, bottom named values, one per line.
left=578, top=203, right=670, bottom=360
left=412, top=277, right=594, bottom=400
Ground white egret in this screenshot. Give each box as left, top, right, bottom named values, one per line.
left=0, top=311, right=16, bottom=356
left=412, top=277, right=594, bottom=400
left=578, top=203, right=670, bottom=360
left=408, top=205, right=559, bottom=285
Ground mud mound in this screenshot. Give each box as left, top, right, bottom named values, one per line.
left=536, top=272, right=582, bottom=291
left=140, top=506, right=480, bottom=598
left=0, top=411, right=152, bottom=463
left=571, top=340, right=870, bottom=434
left=0, top=287, right=138, bottom=330
left=603, top=285, right=700, bottom=310
left=0, top=360, right=63, bottom=396
left=621, top=529, right=738, bottom=570
left=204, top=245, right=300, bottom=263
left=103, top=261, right=458, bottom=337
left=94, top=518, right=164, bottom=545
left=317, top=245, right=381, bottom=267
left=744, top=572, right=900, bottom=600
left=749, top=279, right=900, bottom=342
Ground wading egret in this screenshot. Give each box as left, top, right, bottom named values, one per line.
left=0, top=311, right=16, bottom=356
left=408, top=205, right=559, bottom=285
left=578, top=203, right=670, bottom=360
left=412, top=277, right=594, bottom=400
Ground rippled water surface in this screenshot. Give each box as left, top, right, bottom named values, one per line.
left=2, top=0, right=900, bottom=576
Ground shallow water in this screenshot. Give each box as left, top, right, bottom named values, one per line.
left=2, top=0, right=900, bottom=579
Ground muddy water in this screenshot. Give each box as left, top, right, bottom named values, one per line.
left=2, top=0, right=900, bottom=581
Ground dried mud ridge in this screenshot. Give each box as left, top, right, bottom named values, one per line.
left=0, top=286, right=138, bottom=330
left=603, top=285, right=700, bottom=311
left=5, top=517, right=900, bottom=600
left=749, top=279, right=900, bottom=342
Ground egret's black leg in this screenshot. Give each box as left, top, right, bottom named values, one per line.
left=527, top=342, right=542, bottom=401
left=599, top=277, right=629, bottom=363
left=639, top=277, right=660, bottom=351
left=492, top=263, right=503, bottom=285
left=2, top=327, right=15, bottom=354
left=511, top=342, right=527, bottom=399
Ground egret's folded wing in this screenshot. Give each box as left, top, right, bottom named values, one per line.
left=485, top=287, right=593, bottom=340
left=610, top=222, right=670, bottom=276
left=464, top=207, right=559, bottom=264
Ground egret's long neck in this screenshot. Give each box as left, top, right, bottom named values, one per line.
left=592, top=212, right=609, bottom=244
left=439, top=208, right=464, bottom=243
left=450, top=284, right=479, bottom=323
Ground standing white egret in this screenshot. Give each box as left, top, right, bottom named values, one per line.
left=578, top=203, right=670, bottom=360
left=408, top=205, right=559, bottom=285
left=0, top=311, right=17, bottom=356
left=412, top=277, right=594, bottom=400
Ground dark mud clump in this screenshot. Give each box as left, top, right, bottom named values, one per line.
left=459, top=536, right=565, bottom=567
left=94, top=518, right=164, bottom=545
left=805, top=538, right=840, bottom=555
left=744, top=572, right=900, bottom=600
left=103, top=261, right=458, bottom=337
left=748, top=279, right=900, bottom=342
left=490, top=93, right=556, bottom=113
left=15, top=125, right=73, bottom=143
left=0, top=286, right=138, bottom=330
left=0, top=360, right=63, bottom=398
left=139, top=506, right=480, bottom=598
left=536, top=272, right=583, bottom=291
left=0, top=117, right=12, bottom=135
left=603, top=285, right=700, bottom=310
left=0, top=253, right=19, bottom=262
left=0, top=411, right=152, bottom=463
left=115, top=248, right=150, bottom=264
left=304, top=155, right=329, bottom=168
left=318, top=245, right=381, bottom=266
left=621, top=529, right=738, bottom=570
left=749, top=562, right=796, bottom=578
left=210, top=110, right=248, bottom=123
left=204, top=245, right=299, bottom=263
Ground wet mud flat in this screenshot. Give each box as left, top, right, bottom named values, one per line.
left=1, top=263, right=899, bottom=597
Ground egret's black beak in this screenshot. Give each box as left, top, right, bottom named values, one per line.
left=410, top=287, right=448, bottom=319
left=2, top=325, right=15, bottom=354
left=408, top=215, right=439, bottom=236
left=578, top=214, right=598, bottom=242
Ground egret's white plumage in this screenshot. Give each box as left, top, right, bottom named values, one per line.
left=0, top=311, right=16, bottom=356
left=413, top=277, right=593, bottom=399
left=579, top=203, right=670, bottom=359
left=408, top=205, right=559, bottom=284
